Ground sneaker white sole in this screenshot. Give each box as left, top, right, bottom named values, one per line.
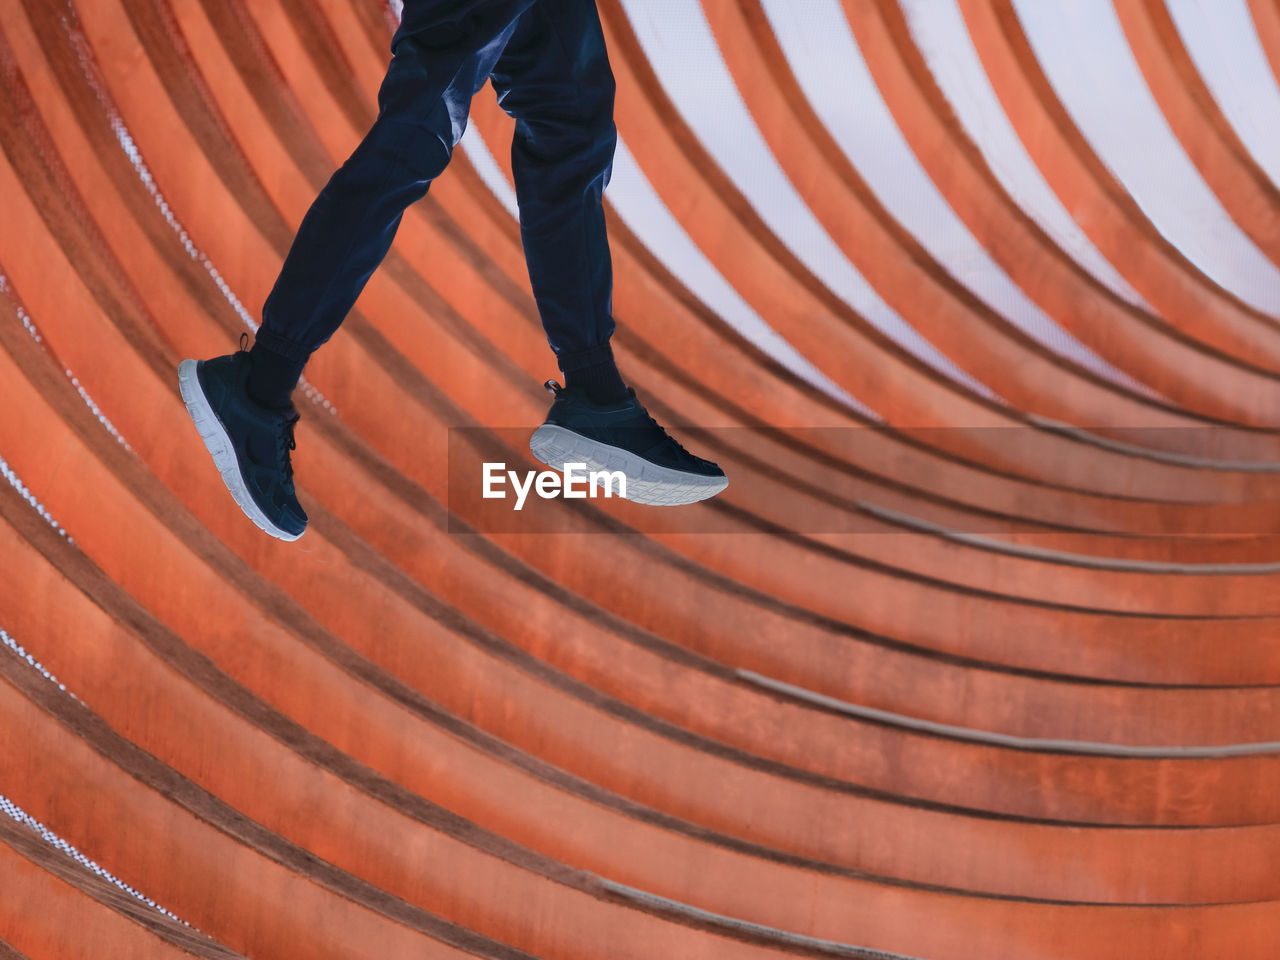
left=178, top=359, right=304, bottom=541
left=529, top=423, right=728, bottom=507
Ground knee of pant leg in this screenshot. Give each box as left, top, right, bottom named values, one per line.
left=397, top=99, right=462, bottom=179
left=374, top=35, right=475, bottom=169
left=403, top=131, right=457, bottom=182
left=342, top=94, right=458, bottom=184
left=329, top=122, right=452, bottom=189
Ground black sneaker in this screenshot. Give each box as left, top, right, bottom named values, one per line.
left=529, top=380, right=727, bottom=506
left=177, top=338, right=307, bottom=540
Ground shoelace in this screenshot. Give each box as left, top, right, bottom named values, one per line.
left=234, top=331, right=301, bottom=486
left=648, top=416, right=699, bottom=463
left=277, top=413, right=299, bottom=487
left=632, top=396, right=700, bottom=464
left=547, top=378, right=699, bottom=463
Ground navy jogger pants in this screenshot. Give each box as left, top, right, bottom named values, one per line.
left=254, top=0, right=619, bottom=374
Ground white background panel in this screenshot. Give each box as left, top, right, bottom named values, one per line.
left=1166, top=0, right=1280, bottom=191
left=1013, top=0, right=1280, bottom=316
left=617, top=0, right=1000, bottom=400
left=763, top=0, right=1155, bottom=396
left=899, top=0, right=1148, bottom=309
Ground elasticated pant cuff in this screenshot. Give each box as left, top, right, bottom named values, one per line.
left=556, top=340, right=616, bottom=374
left=252, top=327, right=315, bottom=364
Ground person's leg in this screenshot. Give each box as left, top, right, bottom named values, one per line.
left=179, top=1, right=537, bottom=540
left=246, top=0, right=535, bottom=408
left=488, top=0, right=627, bottom=404
left=491, top=1, right=727, bottom=503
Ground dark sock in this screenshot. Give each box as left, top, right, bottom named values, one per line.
left=565, top=357, right=629, bottom=405
left=246, top=340, right=306, bottom=410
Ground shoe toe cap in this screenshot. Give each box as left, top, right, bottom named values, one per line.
left=274, top=494, right=308, bottom=535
